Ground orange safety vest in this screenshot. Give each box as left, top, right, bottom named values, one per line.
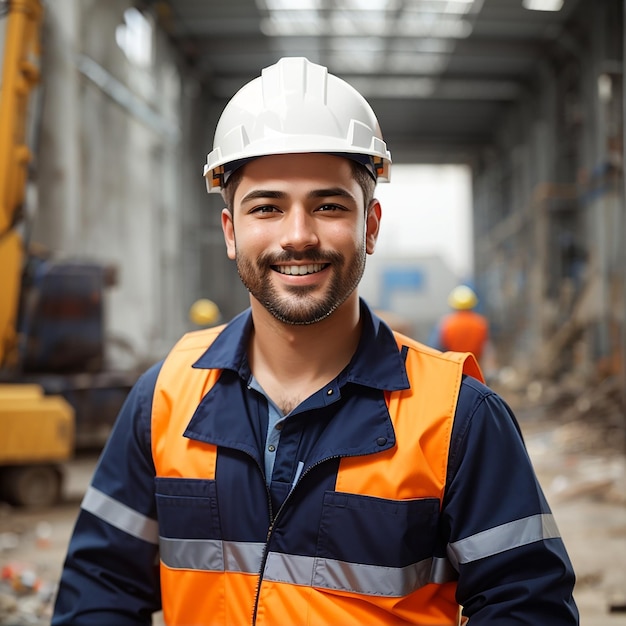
left=152, top=327, right=483, bottom=626
left=440, top=311, right=489, bottom=360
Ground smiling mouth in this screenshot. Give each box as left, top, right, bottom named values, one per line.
left=273, top=263, right=328, bottom=276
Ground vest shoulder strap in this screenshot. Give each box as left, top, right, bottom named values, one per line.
left=151, top=326, right=225, bottom=475
left=337, top=334, right=484, bottom=500
left=441, top=350, right=484, bottom=382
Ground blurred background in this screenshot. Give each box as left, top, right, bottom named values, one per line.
left=0, top=0, right=624, bottom=624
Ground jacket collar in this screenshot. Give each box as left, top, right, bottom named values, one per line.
left=192, top=299, right=410, bottom=392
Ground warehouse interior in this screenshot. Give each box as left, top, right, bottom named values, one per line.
left=1, top=0, right=625, bottom=622
left=1, top=0, right=622, bottom=426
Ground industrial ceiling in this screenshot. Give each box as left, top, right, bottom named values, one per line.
left=143, top=0, right=586, bottom=164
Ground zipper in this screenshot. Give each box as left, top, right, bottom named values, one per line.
left=249, top=451, right=273, bottom=626
left=251, top=520, right=275, bottom=625
left=250, top=454, right=345, bottom=625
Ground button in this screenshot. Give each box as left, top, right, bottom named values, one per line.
left=327, top=389, right=333, bottom=396
left=276, top=423, right=284, bottom=431
left=268, top=445, right=276, bottom=452
left=376, top=437, right=387, bottom=446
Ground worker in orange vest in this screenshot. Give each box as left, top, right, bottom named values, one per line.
left=431, top=285, right=490, bottom=362
left=52, top=58, right=576, bottom=626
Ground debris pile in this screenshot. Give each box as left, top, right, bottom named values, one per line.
left=0, top=520, right=59, bottom=626
left=494, top=368, right=625, bottom=456
left=536, top=374, right=625, bottom=455
left=0, top=561, right=56, bottom=625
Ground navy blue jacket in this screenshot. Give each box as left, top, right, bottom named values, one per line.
left=52, top=302, right=578, bottom=625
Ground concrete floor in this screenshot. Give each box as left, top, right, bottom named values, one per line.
left=523, top=422, right=626, bottom=626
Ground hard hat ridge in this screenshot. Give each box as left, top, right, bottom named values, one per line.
left=204, top=56, right=392, bottom=193
left=262, top=56, right=327, bottom=104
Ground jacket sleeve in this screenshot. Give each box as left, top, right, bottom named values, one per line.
left=51, top=362, right=163, bottom=625
left=443, top=376, right=579, bottom=625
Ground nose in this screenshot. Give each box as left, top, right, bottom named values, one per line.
left=279, top=207, right=319, bottom=251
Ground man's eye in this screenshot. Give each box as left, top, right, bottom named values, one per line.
left=317, top=204, right=344, bottom=212
left=251, top=205, right=278, bottom=214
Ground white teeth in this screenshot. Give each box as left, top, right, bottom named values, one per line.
left=277, top=264, right=324, bottom=275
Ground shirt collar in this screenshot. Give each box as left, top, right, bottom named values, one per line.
left=192, top=299, right=410, bottom=392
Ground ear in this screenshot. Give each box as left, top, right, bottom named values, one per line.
left=221, top=208, right=236, bottom=260
left=365, top=199, right=381, bottom=255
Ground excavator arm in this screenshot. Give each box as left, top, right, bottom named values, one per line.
left=0, top=0, right=43, bottom=367
left=0, top=0, right=75, bottom=508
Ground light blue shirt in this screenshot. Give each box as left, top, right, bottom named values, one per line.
left=248, top=375, right=296, bottom=486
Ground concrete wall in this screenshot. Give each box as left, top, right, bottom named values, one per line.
left=29, top=0, right=247, bottom=369
left=178, top=81, right=250, bottom=328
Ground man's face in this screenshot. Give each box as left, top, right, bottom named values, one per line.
left=221, top=153, right=381, bottom=325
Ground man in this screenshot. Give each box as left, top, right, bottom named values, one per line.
left=430, top=285, right=490, bottom=362
left=52, top=57, right=578, bottom=625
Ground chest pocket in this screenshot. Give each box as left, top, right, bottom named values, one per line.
left=312, top=491, right=441, bottom=597
left=317, top=491, right=439, bottom=566
left=155, top=477, right=221, bottom=540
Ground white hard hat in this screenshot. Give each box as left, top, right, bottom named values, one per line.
left=204, top=57, right=391, bottom=193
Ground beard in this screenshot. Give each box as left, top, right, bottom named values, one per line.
left=235, top=247, right=366, bottom=325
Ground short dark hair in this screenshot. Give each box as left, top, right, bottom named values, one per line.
left=222, top=156, right=376, bottom=211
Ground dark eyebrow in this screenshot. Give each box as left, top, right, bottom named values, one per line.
left=240, top=187, right=356, bottom=204
left=240, top=189, right=286, bottom=204
left=308, top=188, right=356, bottom=201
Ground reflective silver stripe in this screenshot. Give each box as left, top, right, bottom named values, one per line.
left=447, top=513, right=561, bottom=568
left=160, top=537, right=264, bottom=573
left=81, top=486, right=159, bottom=544
left=265, top=552, right=315, bottom=585
left=158, top=539, right=457, bottom=596
left=430, top=555, right=459, bottom=582
left=264, top=552, right=458, bottom=597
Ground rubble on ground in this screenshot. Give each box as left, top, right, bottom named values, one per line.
left=0, top=513, right=58, bottom=625
left=495, top=368, right=625, bottom=455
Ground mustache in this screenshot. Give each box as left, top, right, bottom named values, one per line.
left=257, top=250, right=343, bottom=266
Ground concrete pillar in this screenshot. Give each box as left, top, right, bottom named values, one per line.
left=35, top=0, right=81, bottom=251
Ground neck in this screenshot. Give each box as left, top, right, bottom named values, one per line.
left=248, top=294, right=362, bottom=393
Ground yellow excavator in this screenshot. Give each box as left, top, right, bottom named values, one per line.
left=0, top=0, right=136, bottom=507
left=0, top=1, right=221, bottom=507
left=0, top=0, right=75, bottom=508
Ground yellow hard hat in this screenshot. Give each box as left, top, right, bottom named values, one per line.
left=189, top=298, right=220, bottom=326
left=448, top=285, right=478, bottom=310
